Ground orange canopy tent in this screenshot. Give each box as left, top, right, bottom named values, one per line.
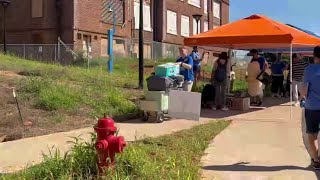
left=184, top=14, right=320, bottom=121
left=184, top=14, right=320, bottom=49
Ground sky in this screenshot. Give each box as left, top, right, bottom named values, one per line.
left=230, top=0, right=320, bottom=35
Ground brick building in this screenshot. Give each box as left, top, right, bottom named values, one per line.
left=1, top=0, right=229, bottom=59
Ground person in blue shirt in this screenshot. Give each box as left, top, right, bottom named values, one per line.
left=176, top=46, right=194, bottom=92
left=270, top=55, right=287, bottom=97
left=250, top=49, right=267, bottom=71
left=300, top=46, right=320, bottom=169
left=190, top=46, right=202, bottom=86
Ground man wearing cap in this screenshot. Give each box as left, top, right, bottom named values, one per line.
left=250, top=49, right=267, bottom=71
left=247, top=49, right=269, bottom=106
left=211, top=52, right=231, bottom=111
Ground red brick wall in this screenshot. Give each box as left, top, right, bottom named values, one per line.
left=74, top=0, right=133, bottom=39
left=4, top=0, right=74, bottom=44
left=161, top=0, right=229, bottom=45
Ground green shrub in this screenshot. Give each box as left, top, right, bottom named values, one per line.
left=72, top=51, right=88, bottom=67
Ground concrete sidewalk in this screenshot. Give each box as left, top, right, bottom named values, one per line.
left=0, top=119, right=211, bottom=173
left=201, top=103, right=320, bottom=180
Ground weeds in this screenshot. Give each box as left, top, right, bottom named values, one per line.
left=50, top=113, right=66, bottom=124
left=0, top=54, right=141, bottom=119
left=3, top=121, right=230, bottom=180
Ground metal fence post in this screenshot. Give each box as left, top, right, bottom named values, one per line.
left=87, top=43, right=90, bottom=69
left=23, top=44, right=26, bottom=59
left=54, top=44, right=57, bottom=63
left=57, top=38, right=61, bottom=62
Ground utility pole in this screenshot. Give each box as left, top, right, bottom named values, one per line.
left=0, top=0, right=11, bottom=54
left=138, top=0, right=144, bottom=89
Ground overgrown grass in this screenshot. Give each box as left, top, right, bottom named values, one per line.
left=0, top=54, right=141, bottom=118
left=2, top=121, right=230, bottom=180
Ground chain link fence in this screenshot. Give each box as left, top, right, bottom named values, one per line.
left=0, top=39, right=250, bottom=91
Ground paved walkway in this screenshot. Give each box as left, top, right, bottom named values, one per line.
left=0, top=119, right=211, bottom=173
left=201, top=101, right=320, bottom=180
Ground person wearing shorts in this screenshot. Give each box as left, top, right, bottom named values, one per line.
left=190, top=46, right=201, bottom=86
left=301, top=46, right=320, bottom=169
left=176, top=47, right=194, bottom=92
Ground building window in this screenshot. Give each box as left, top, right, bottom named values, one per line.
left=193, top=18, right=201, bottom=35
left=204, top=21, right=209, bottom=32
left=204, top=0, right=208, bottom=14
left=133, top=1, right=152, bottom=31
left=213, top=0, right=221, bottom=19
left=167, top=10, right=177, bottom=35
left=94, top=36, right=98, bottom=40
left=77, top=33, right=82, bottom=40
left=181, top=15, right=190, bottom=37
left=32, top=0, right=43, bottom=18
left=83, top=35, right=92, bottom=53
left=101, top=0, right=124, bottom=25
left=188, top=0, right=201, bottom=8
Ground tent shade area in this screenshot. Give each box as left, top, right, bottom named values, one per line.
left=287, top=24, right=320, bottom=38
left=184, top=14, right=320, bottom=121
left=184, top=14, right=320, bottom=50
left=262, top=24, right=320, bottom=53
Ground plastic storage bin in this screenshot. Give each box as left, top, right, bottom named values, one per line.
left=155, top=63, right=180, bottom=77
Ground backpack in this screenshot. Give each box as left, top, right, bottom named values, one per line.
left=201, top=84, right=215, bottom=104
left=215, top=62, right=227, bottom=82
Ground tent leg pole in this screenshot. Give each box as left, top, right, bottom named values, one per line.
left=290, top=44, right=293, bottom=121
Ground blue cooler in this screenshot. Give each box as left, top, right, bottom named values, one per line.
left=155, top=63, right=180, bottom=77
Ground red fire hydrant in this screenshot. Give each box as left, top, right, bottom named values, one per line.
left=94, top=116, right=126, bottom=173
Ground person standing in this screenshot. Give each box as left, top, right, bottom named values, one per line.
left=176, top=47, right=194, bottom=92
left=248, top=49, right=269, bottom=106
left=300, top=46, right=320, bottom=169
left=190, top=46, right=202, bottom=86
left=270, top=56, right=286, bottom=97
left=250, top=49, right=268, bottom=72
left=211, top=52, right=230, bottom=111
left=292, top=53, right=309, bottom=106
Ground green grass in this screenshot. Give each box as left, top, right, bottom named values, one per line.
left=0, top=54, right=140, bottom=118
left=2, top=121, right=230, bottom=180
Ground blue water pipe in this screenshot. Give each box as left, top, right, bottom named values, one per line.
left=107, top=5, right=116, bottom=73
left=108, top=29, right=114, bottom=73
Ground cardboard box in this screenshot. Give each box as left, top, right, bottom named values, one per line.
left=168, top=90, right=201, bottom=121
left=226, top=97, right=250, bottom=111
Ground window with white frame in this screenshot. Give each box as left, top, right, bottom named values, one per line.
left=193, top=18, right=201, bottom=35
left=167, top=10, right=177, bottom=35
left=204, top=21, right=209, bottom=32
left=188, top=0, right=201, bottom=8
left=133, top=1, right=152, bottom=31
left=213, top=0, right=221, bottom=18
left=204, top=0, right=208, bottom=14
left=181, top=15, right=190, bottom=37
